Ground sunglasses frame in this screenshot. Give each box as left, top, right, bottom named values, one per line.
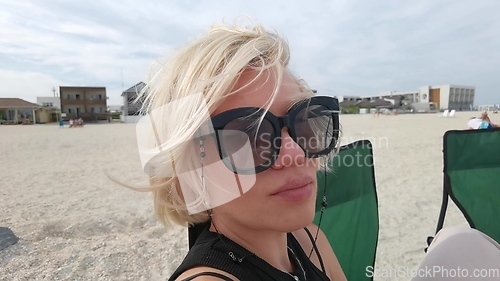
left=210, top=96, right=340, bottom=174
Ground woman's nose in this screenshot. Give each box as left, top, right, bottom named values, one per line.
left=271, top=129, right=306, bottom=169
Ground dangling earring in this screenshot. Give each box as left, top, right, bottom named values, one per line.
left=207, top=209, right=213, bottom=222
left=189, top=135, right=209, bottom=211
left=200, top=137, right=215, bottom=227
left=185, top=135, right=208, bottom=212
left=199, top=136, right=206, bottom=192
left=321, top=162, right=328, bottom=210
left=308, top=160, right=329, bottom=259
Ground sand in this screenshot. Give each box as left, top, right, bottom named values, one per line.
left=1, top=111, right=496, bottom=281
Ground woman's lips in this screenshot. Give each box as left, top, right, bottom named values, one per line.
left=271, top=178, right=314, bottom=201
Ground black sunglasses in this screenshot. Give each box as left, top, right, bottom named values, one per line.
left=206, top=96, right=340, bottom=175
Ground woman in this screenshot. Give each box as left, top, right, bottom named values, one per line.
left=136, top=20, right=346, bottom=280
left=467, top=112, right=499, bottom=129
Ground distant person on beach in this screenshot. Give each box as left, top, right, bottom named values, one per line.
left=77, top=118, right=84, bottom=127
left=129, top=18, right=500, bottom=281
left=467, top=112, right=499, bottom=129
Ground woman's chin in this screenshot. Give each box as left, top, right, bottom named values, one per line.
left=279, top=207, right=317, bottom=232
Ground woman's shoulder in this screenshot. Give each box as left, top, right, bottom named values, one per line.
left=174, top=266, right=238, bottom=281
left=292, top=223, right=347, bottom=281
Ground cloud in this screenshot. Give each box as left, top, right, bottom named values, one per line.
left=0, top=70, right=64, bottom=101
left=1, top=0, right=500, bottom=105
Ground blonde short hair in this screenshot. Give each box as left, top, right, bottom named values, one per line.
left=136, top=19, right=318, bottom=227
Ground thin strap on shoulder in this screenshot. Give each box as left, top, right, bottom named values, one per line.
left=303, top=227, right=326, bottom=274
left=180, top=271, right=234, bottom=281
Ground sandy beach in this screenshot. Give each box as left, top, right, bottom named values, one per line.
left=1, top=111, right=496, bottom=281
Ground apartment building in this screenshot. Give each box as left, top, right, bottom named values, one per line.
left=59, top=86, right=108, bottom=121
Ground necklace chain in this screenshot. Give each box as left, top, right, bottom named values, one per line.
left=286, top=246, right=307, bottom=281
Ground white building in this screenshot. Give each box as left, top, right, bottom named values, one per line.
left=108, top=105, right=122, bottom=113
left=121, top=82, right=146, bottom=123
left=335, top=95, right=362, bottom=103
left=36, top=96, right=61, bottom=109
left=418, top=85, right=475, bottom=111
left=359, top=84, right=475, bottom=111
left=476, top=104, right=498, bottom=112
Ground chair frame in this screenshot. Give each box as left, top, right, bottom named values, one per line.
left=431, top=128, right=500, bottom=246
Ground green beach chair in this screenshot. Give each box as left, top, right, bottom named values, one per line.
left=188, top=139, right=380, bottom=280
left=314, top=139, right=379, bottom=281
left=429, top=128, right=500, bottom=247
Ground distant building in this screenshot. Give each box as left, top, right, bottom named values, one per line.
left=108, top=105, right=123, bottom=113
left=0, top=98, right=40, bottom=124
left=355, top=84, right=475, bottom=112
left=121, top=82, right=146, bottom=123
left=59, top=86, right=108, bottom=121
left=37, top=97, right=61, bottom=109
left=335, top=95, right=362, bottom=103
left=476, top=104, right=498, bottom=112
left=424, top=85, right=475, bottom=111
left=35, top=96, right=61, bottom=123
left=336, top=95, right=394, bottom=107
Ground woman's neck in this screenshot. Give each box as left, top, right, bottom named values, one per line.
left=209, top=219, right=295, bottom=273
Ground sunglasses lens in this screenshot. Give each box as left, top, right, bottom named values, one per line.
left=217, top=116, right=276, bottom=172
left=295, top=105, right=335, bottom=155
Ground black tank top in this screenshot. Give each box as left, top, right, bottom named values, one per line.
left=168, top=224, right=330, bottom=281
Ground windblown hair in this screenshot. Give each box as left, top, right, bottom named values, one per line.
left=134, top=19, right=322, bottom=228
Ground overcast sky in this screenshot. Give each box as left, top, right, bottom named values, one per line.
left=1, top=0, right=499, bottom=106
